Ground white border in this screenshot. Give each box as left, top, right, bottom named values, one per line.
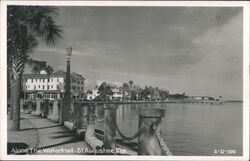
left=0, top=1, right=249, bottom=161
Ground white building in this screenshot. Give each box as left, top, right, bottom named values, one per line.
left=86, top=89, right=99, bottom=100
left=86, top=87, right=123, bottom=101
left=23, top=69, right=85, bottom=101
left=111, top=88, right=123, bottom=101
left=187, top=96, right=210, bottom=101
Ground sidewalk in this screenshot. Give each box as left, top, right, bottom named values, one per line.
left=31, top=114, right=91, bottom=155
left=8, top=114, right=92, bottom=155
left=7, top=114, right=39, bottom=154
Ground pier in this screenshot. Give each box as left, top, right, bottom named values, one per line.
left=78, top=100, right=223, bottom=105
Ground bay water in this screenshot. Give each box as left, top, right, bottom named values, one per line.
left=96, top=102, right=243, bottom=156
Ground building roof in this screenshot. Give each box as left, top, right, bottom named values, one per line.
left=24, top=90, right=60, bottom=93
left=71, top=72, right=85, bottom=80
left=23, top=74, right=49, bottom=79
left=52, top=69, right=66, bottom=76
left=23, top=69, right=85, bottom=80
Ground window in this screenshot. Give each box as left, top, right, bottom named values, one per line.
left=48, top=78, right=50, bottom=82
left=81, top=87, right=83, bottom=91
left=51, top=93, right=58, bottom=99
left=31, top=79, right=33, bottom=82
left=36, top=79, right=38, bottom=82
left=38, top=85, right=40, bottom=89
left=51, top=78, right=53, bottom=82
left=43, top=85, right=45, bottom=89
left=81, top=81, right=84, bottom=85
left=48, top=85, right=50, bottom=89
left=34, top=85, right=36, bottom=89
left=77, top=87, right=80, bottom=90
left=51, top=85, right=53, bottom=89
left=78, top=81, right=80, bottom=84
left=43, top=79, right=45, bottom=82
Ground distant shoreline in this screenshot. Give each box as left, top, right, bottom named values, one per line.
left=79, top=100, right=224, bottom=105
left=224, top=100, right=243, bottom=103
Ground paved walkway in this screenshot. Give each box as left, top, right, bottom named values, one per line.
left=7, top=114, right=39, bottom=154
left=24, top=114, right=91, bottom=155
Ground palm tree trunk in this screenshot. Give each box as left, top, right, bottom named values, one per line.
left=9, top=84, right=14, bottom=120
left=10, top=54, right=25, bottom=131
left=11, top=73, right=21, bottom=131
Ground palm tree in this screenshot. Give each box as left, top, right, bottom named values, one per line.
left=7, top=6, right=62, bottom=131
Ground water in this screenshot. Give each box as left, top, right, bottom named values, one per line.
left=95, top=102, right=243, bottom=156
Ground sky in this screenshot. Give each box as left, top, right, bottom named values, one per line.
left=29, top=6, right=243, bottom=100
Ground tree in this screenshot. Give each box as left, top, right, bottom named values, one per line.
left=7, top=6, right=62, bottom=131
left=96, top=82, right=113, bottom=101
left=122, top=83, right=129, bottom=89
left=159, top=89, right=169, bottom=100
left=129, top=80, right=133, bottom=88
left=141, top=86, right=150, bottom=101
left=130, top=90, right=137, bottom=101
left=45, top=65, right=54, bottom=75
left=27, top=59, right=54, bottom=75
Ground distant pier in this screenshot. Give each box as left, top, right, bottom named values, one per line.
left=78, top=100, right=223, bottom=105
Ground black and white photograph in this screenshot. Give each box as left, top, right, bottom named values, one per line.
left=0, top=1, right=249, bottom=160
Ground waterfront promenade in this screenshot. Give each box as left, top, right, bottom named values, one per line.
left=8, top=113, right=91, bottom=155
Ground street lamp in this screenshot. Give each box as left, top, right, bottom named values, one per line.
left=66, top=46, right=72, bottom=60
left=60, top=46, right=72, bottom=125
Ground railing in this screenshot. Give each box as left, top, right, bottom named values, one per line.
left=75, top=102, right=172, bottom=155
left=28, top=99, right=172, bottom=155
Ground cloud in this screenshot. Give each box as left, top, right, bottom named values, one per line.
left=29, top=7, right=243, bottom=99
left=176, top=11, right=243, bottom=98
left=37, top=47, right=91, bottom=56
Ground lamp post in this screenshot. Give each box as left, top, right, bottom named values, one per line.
left=60, top=46, right=72, bottom=125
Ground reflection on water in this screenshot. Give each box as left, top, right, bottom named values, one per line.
left=95, top=102, right=243, bottom=156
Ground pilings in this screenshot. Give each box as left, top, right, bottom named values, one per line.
left=26, top=101, right=32, bottom=114
left=138, top=108, right=165, bottom=155
left=63, top=102, right=74, bottom=130
left=85, top=103, right=103, bottom=149
left=47, top=100, right=60, bottom=122
left=103, top=104, right=117, bottom=153
left=20, top=98, right=24, bottom=113
left=35, top=98, right=42, bottom=115
left=74, top=102, right=88, bottom=136
left=22, top=99, right=169, bottom=155
left=41, top=100, right=50, bottom=118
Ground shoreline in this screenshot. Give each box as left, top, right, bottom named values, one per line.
left=78, top=100, right=225, bottom=105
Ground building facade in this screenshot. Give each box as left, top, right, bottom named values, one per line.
left=86, top=87, right=123, bottom=101
left=23, top=69, right=85, bottom=101
left=111, top=88, right=123, bottom=101
left=86, top=89, right=99, bottom=100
